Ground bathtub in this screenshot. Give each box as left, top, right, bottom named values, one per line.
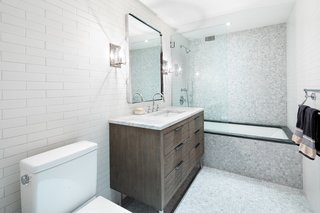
left=204, top=121, right=293, bottom=144
left=203, top=120, right=302, bottom=188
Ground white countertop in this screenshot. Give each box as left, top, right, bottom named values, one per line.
left=108, top=107, right=204, bottom=130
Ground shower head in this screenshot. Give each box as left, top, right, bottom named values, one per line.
left=180, top=45, right=191, bottom=54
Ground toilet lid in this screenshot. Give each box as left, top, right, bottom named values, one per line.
left=75, top=196, right=131, bottom=213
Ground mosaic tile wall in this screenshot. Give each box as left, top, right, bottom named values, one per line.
left=187, top=24, right=287, bottom=126
left=203, top=134, right=303, bottom=188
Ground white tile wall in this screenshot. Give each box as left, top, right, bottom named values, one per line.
left=287, top=0, right=320, bottom=212
left=0, top=0, right=173, bottom=212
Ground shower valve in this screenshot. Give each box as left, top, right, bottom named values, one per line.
left=180, top=96, right=185, bottom=105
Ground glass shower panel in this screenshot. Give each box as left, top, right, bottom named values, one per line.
left=170, top=33, right=191, bottom=107
left=171, top=24, right=229, bottom=121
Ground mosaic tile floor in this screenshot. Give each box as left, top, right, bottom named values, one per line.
left=125, top=167, right=312, bottom=213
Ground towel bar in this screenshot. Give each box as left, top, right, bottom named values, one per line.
left=301, top=89, right=320, bottom=114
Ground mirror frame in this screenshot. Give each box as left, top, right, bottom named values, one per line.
left=126, top=13, right=164, bottom=104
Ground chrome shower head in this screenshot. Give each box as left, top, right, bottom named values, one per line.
left=180, top=45, right=191, bottom=54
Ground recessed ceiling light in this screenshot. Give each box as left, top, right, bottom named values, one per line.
left=144, top=40, right=149, bottom=43
left=226, top=22, right=231, bottom=27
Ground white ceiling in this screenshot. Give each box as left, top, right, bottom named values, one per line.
left=139, top=0, right=296, bottom=38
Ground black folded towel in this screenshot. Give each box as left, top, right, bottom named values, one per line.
left=292, top=105, right=310, bottom=145
left=316, top=112, right=320, bottom=157
left=299, top=108, right=320, bottom=160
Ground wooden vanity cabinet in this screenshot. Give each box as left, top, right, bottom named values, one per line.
left=110, top=111, right=204, bottom=211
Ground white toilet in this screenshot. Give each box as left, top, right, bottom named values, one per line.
left=20, top=141, right=130, bottom=213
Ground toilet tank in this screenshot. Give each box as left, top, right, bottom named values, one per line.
left=20, top=141, right=98, bottom=213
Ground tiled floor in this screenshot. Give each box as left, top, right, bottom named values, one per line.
left=124, top=167, right=312, bottom=213
left=175, top=167, right=312, bottom=213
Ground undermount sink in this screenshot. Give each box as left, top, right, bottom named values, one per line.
left=151, top=109, right=185, bottom=117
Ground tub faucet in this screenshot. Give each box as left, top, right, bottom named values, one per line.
left=152, top=93, right=165, bottom=112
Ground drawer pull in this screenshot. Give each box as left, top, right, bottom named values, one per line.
left=175, top=161, right=183, bottom=170
left=175, top=126, right=183, bottom=132
left=175, top=143, right=183, bottom=151
left=195, top=143, right=201, bottom=148
left=194, top=116, right=200, bottom=120
left=194, top=129, right=200, bottom=134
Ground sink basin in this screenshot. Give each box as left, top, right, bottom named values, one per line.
left=151, top=109, right=185, bottom=117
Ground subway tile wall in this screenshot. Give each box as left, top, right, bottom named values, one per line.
left=0, top=0, right=173, bottom=212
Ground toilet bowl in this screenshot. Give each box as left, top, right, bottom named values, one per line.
left=20, top=141, right=130, bottom=213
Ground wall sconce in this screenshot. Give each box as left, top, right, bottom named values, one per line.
left=173, top=64, right=182, bottom=76
left=162, top=60, right=170, bottom=75
left=110, top=43, right=126, bottom=68
left=162, top=60, right=182, bottom=76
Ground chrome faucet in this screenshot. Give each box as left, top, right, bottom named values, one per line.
left=152, top=93, right=165, bottom=112
left=133, top=93, right=144, bottom=103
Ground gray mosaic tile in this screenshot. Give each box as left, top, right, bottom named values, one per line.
left=172, top=24, right=287, bottom=126
left=175, top=167, right=311, bottom=213
left=203, top=134, right=302, bottom=188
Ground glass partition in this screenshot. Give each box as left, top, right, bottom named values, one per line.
left=171, top=24, right=229, bottom=121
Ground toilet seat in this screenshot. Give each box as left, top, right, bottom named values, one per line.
left=75, top=196, right=131, bottom=213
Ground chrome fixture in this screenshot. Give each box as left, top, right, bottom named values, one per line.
left=180, top=95, right=186, bottom=105
left=300, top=89, right=320, bottom=105
left=170, top=41, right=175, bottom=48
left=162, top=60, right=182, bottom=76
left=21, top=174, right=31, bottom=185
left=152, top=93, right=165, bottom=112
left=162, top=60, right=170, bottom=75
left=133, top=93, right=144, bottom=103
left=181, top=88, right=190, bottom=107
left=180, top=45, right=191, bottom=54
left=110, top=43, right=125, bottom=68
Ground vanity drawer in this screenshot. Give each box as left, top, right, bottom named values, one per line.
left=189, top=136, right=204, bottom=165
left=164, top=160, right=186, bottom=204
left=164, top=139, right=192, bottom=177
left=191, top=127, right=204, bottom=147
left=189, top=112, right=204, bottom=135
left=163, top=122, right=189, bottom=155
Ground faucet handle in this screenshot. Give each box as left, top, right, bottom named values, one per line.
left=156, top=104, right=160, bottom=111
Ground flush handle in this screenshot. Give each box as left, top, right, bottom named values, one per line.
left=21, top=175, right=30, bottom=185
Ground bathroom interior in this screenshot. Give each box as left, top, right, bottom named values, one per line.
left=0, top=0, right=319, bottom=212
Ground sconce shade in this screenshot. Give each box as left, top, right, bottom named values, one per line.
left=110, top=43, right=125, bottom=68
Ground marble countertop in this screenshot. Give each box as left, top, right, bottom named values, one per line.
left=108, top=107, right=204, bottom=130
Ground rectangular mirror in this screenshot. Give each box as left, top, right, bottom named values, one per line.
left=126, top=13, right=163, bottom=103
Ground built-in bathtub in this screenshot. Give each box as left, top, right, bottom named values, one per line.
left=203, top=120, right=302, bottom=189
left=204, top=121, right=292, bottom=144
